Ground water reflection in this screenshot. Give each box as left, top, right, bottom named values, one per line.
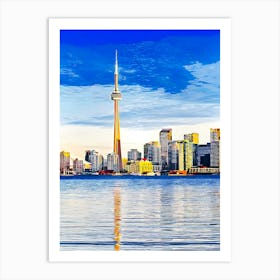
left=60, top=177, right=220, bottom=251
left=114, top=186, right=121, bottom=250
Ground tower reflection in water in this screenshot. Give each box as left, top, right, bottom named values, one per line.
left=114, top=187, right=121, bottom=251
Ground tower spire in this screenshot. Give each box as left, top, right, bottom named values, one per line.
left=114, top=50, right=119, bottom=91
left=115, top=50, right=118, bottom=74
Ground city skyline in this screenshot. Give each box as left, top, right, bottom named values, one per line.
left=61, top=126, right=220, bottom=164
left=60, top=30, right=220, bottom=159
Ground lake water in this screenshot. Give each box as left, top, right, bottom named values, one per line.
left=60, top=175, right=220, bottom=251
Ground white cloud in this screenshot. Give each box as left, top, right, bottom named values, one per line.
left=61, top=68, right=79, bottom=78
left=61, top=83, right=219, bottom=129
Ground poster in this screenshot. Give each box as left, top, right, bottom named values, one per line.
left=49, top=18, right=231, bottom=262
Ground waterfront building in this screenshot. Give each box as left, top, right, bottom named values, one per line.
left=73, top=158, right=83, bottom=174
left=184, top=140, right=194, bottom=169
left=210, top=128, right=220, bottom=167
left=168, top=140, right=194, bottom=171
left=111, top=50, right=123, bottom=171
left=210, top=128, right=220, bottom=142
left=127, top=149, right=141, bottom=161
left=168, top=141, right=179, bottom=170
left=160, top=128, right=172, bottom=170
left=184, top=133, right=199, bottom=144
left=89, top=150, right=103, bottom=171
left=177, top=141, right=185, bottom=171
left=107, top=152, right=119, bottom=172
left=196, top=143, right=211, bottom=167
left=210, top=141, right=220, bottom=167
left=192, top=144, right=198, bottom=167
left=129, top=159, right=153, bottom=175
left=144, top=141, right=161, bottom=164
left=83, top=161, right=92, bottom=173
left=122, top=158, right=128, bottom=170
left=60, top=151, right=70, bottom=174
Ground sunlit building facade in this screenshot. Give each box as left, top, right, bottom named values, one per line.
left=60, top=151, right=70, bottom=174
left=210, top=128, right=220, bottom=167
left=107, top=152, right=119, bottom=172
left=144, top=141, right=160, bottom=164
left=210, top=128, right=220, bottom=142
left=184, top=133, right=199, bottom=144
left=89, top=150, right=103, bottom=171
left=128, top=159, right=153, bottom=174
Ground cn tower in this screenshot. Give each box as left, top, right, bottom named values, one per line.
left=111, top=50, right=122, bottom=171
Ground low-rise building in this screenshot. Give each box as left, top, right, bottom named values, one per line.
left=129, top=159, right=153, bottom=174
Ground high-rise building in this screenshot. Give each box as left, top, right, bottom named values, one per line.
left=160, top=128, right=172, bottom=170
left=60, top=151, right=70, bottom=174
left=144, top=141, right=160, bottom=164
left=196, top=143, right=211, bottom=167
left=107, top=153, right=119, bottom=172
left=127, top=149, right=141, bottom=161
left=88, top=150, right=103, bottom=171
left=210, top=141, right=220, bottom=167
left=210, top=128, right=220, bottom=167
left=177, top=141, right=185, bottom=171
left=168, top=140, right=195, bottom=171
left=210, top=128, right=220, bottom=142
left=111, top=50, right=123, bottom=171
left=73, top=158, right=83, bottom=174
left=184, top=140, right=194, bottom=169
left=168, top=141, right=179, bottom=170
left=144, top=141, right=161, bottom=172
left=184, top=133, right=199, bottom=144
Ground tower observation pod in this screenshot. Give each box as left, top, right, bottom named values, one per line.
left=111, top=50, right=122, bottom=171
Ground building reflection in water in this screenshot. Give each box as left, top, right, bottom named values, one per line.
left=114, top=187, right=121, bottom=251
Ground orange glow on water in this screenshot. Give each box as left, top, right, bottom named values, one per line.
left=114, top=187, right=121, bottom=250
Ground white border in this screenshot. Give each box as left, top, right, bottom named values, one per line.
left=49, top=18, right=231, bottom=262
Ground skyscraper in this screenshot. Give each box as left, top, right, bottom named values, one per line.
left=197, top=143, right=211, bottom=167
left=127, top=149, right=141, bottom=161
left=107, top=153, right=119, bottom=172
left=210, top=128, right=220, bottom=167
left=89, top=150, right=103, bottom=171
left=210, top=128, right=220, bottom=142
left=160, top=128, right=172, bottom=170
left=168, top=141, right=179, bottom=170
left=111, top=50, right=122, bottom=171
left=60, top=151, right=70, bottom=174
left=144, top=141, right=161, bottom=164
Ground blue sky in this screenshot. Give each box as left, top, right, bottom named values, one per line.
left=60, top=30, right=220, bottom=159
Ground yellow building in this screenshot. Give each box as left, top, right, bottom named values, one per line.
left=177, top=141, right=185, bottom=171
left=177, top=140, right=193, bottom=170
left=191, top=133, right=199, bottom=144
left=122, top=158, right=128, bottom=169
left=129, top=159, right=153, bottom=174
left=184, top=141, right=193, bottom=169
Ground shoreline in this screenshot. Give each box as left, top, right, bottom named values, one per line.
left=60, top=174, right=220, bottom=179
